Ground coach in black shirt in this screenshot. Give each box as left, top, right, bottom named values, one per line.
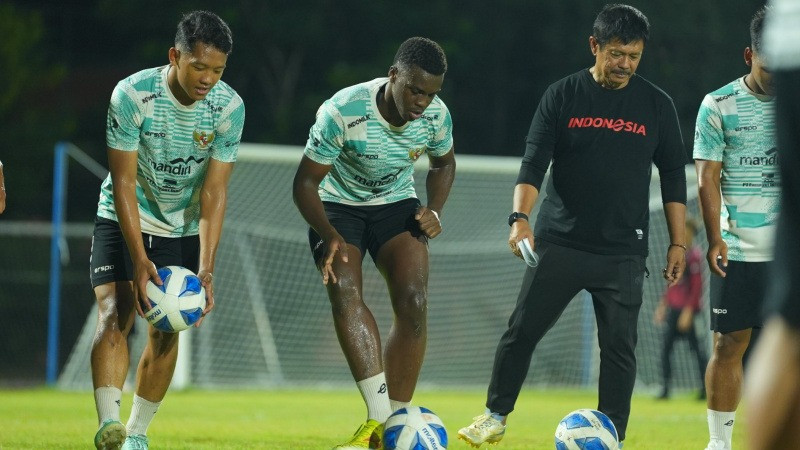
left=458, top=4, right=687, bottom=447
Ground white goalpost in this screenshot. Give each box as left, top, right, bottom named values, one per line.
left=57, top=143, right=708, bottom=394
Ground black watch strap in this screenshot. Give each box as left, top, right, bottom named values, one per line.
left=508, top=212, right=529, bottom=227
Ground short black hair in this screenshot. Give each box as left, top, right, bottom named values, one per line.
left=592, top=4, right=650, bottom=47
left=393, top=37, right=448, bottom=76
left=750, top=7, right=768, bottom=53
left=175, top=10, right=233, bottom=55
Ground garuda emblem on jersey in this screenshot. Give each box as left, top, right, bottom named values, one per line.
left=193, top=130, right=215, bottom=149
left=408, top=147, right=425, bottom=162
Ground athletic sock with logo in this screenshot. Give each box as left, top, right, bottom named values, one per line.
left=390, top=399, right=411, bottom=413
left=126, top=394, right=161, bottom=436
left=707, top=409, right=736, bottom=448
left=94, top=386, right=123, bottom=425
left=357, top=372, right=392, bottom=423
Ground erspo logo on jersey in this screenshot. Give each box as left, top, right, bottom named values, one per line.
left=567, top=116, right=647, bottom=136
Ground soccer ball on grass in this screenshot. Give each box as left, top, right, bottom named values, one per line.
left=383, top=406, right=448, bottom=449
left=555, top=409, right=619, bottom=450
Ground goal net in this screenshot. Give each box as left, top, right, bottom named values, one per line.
left=58, top=144, right=708, bottom=393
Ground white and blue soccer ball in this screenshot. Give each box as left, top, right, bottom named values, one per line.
left=555, top=409, right=619, bottom=450
left=144, top=266, right=206, bottom=333
left=383, top=406, right=448, bottom=450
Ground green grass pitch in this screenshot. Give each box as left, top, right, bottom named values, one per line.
left=0, top=388, right=745, bottom=449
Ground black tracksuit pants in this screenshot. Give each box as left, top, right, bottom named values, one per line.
left=486, top=239, right=647, bottom=442
left=660, top=307, right=707, bottom=394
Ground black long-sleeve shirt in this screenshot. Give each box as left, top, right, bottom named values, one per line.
left=517, top=69, right=687, bottom=256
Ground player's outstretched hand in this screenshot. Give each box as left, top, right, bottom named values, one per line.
left=706, top=239, right=728, bottom=278
left=195, top=269, right=214, bottom=327
left=133, top=258, right=161, bottom=318
left=663, top=245, right=687, bottom=287
left=415, top=206, right=442, bottom=239
left=319, top=229, right=348, bottom=285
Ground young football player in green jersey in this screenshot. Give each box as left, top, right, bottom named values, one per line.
left=694, top=8, right=778, bottom=450
left=90, top=11, right=244, bottom=450
left=293, top=37, right=455, bottom=449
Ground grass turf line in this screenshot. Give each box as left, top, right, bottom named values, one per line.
left=0, top=388, right=744, bottom=449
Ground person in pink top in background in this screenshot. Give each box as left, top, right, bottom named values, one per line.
left=654, top=218, right=708, bottom=400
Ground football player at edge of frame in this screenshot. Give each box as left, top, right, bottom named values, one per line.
left=693, top=7, right=778, bottom=450
left=745, top=1, right=800, bottom=449
left=293, top=37, right=455, bottom=449
left=89, top=10, right=245, bottom=450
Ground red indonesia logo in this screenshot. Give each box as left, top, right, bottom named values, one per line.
left=567, top=117, right=647, bottom=136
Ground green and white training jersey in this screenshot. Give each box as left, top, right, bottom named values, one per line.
left=304, top=77, right=453, bottom=205
left=97, top=66, right=245, bottom=237
left=693, top=77, right=779, bottom=261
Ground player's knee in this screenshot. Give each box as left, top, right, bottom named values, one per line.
left=329, top=292, right=365, bottom=317
left=713, top=331, right=750, bottom=360
left=95, top=296, right=134, bottom=336
left=603, top=326, right=637, bottom=352
left=394, top=290, right=427, bottom=329
left=148, top=327, right=179, bottom=355
left=328, top=280, right=364, bottom=316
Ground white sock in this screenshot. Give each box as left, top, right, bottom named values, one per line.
left=126, top=394, right=161, bottom=436
left=485, top=407, right=506, bottom=423
left=356, top=373, right=392, bottom=423
left=390, top=399, right=411, bottom=412
left=94, top=387, right=122, bottom=426
left=707, top=409, right=736, bottom=447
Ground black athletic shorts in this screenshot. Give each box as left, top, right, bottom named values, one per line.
left=709, top=260, right=770, bottom=333
left=89, top=216, right=200, bottom=288
left=308, top=198, right=424, bottom=264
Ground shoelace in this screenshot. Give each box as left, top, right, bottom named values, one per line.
left=471, top=415, right=498, bottom=430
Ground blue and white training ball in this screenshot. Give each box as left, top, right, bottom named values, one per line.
left=383, top=406, right=448, bottom=450
left=144, top=266, right=206, bottom=333
left=555, top=409, right=619, bottom=450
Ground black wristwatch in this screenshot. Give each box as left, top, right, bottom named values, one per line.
left=508, top=212, right=529, bottom=227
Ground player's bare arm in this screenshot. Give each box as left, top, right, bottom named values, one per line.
left=696, top=159, right=727, bottom=277
left=508, top=183, right=539, bottom=259
left=663, top=202, right=687, bottom=286
left=416, top=147, right=456, bottom=239
left=292, top=155, right=349, bottom=285
left=196, top=158, right=234, bottom=325
left=107, top=147, right=162, bottom=316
